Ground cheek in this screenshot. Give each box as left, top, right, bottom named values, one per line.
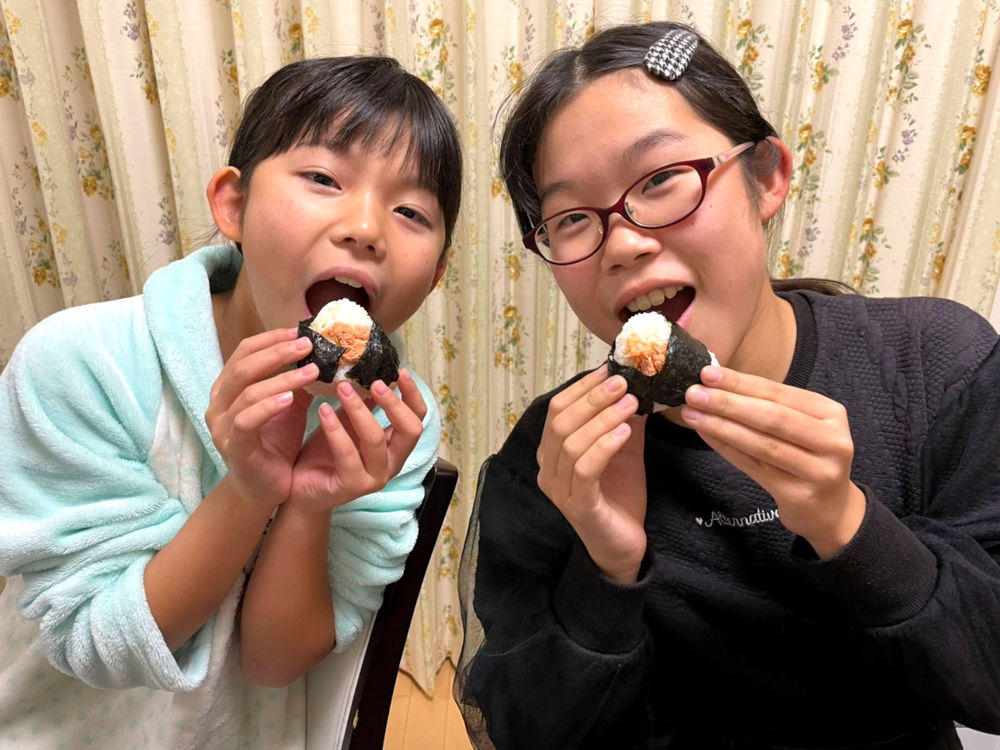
left=550, top=266, right=616, bottom=338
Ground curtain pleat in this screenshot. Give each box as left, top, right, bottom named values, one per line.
left=1, top=0, right=997, bottom=695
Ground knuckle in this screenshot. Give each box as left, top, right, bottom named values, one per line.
left=231, top=411, right=253, bottom=435
left=758, top=435, right=784, bottom=460
left=561, top=434, right=588, bottom=464
left=547, top=412, right=574, bottom=443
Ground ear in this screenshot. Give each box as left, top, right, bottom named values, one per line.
left=430, top=254, right=448, bottom=291
left=206, top=166, right=245, bottom=243
left=755, top=136, right=793, bottom=224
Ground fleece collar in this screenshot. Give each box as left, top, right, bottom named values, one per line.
left=142, top=245, right=241, bottom=479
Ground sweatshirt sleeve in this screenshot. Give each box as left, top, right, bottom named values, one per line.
left=454, top=396, right=656, bottom=750
left=0, top=303, right=212, bottom=692
left=325, top=369, right=440, bottom=651
left=795, top=317, right=1000, bottom=733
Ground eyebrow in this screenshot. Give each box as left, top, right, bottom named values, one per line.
left=537, top=128, right=689, bottom=207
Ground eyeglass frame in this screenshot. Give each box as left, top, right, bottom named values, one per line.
left=522, top=140, right=758, bottom=266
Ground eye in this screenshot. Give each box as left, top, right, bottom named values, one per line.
left=547, top=211, right=594, bottom=241
left=395, top=205, right=431, bottom=227
left=305, top=172, right=338, bottom=188
left=642, top=168, right=678, bottom=193
left=557, top=212, right=590, bottom=229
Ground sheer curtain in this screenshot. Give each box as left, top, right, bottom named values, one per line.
left=1, top=0, right=997, bottom=696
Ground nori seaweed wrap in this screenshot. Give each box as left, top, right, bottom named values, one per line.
left=296, top=299, right=400, bottom=389
left=607, top=312, right=715, bottom=415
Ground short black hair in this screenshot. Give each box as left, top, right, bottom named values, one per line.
left=499, top=21, right=780, bottom=236
left=229, top=56, right=462, bottom=250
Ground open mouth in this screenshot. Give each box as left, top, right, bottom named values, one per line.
left=619, top=285, right=694, bottom=324
left=305, top=276, right=370, bottom=317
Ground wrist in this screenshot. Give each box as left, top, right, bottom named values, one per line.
left=594, top=553, right=645, bottom=584
left=214, top=475, right=281, bottom=525
left=221, top=472, right=290, bottom=514
left=587, top=539, right=647, bottom=584
left=274, top=501, right=333, bottom=532
left=808, top=483, right=867, bottom=559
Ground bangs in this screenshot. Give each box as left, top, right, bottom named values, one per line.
left=230, top=56, right=462, bottom=247
left=297, top=109, right=446, bottom=197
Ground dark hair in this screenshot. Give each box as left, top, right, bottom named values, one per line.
left=499, top=21, right=780, bottom=236
left=229, top=56, right=462, bottom=251
left=772, top=277, right=857, bottom=295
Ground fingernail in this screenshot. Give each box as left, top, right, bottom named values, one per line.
left=276, top=391, right=293, bottom=405
left=686, top=385, right=709, bottom=406
left=700, top=365, right=722, bottom=384
left=371, top=380, right=389, bottom=396
left=298, top=363, right=318, bottom=377
left=294, top=336, right=312, bottom=352
left=605, top=376, right=624, bottom=394
left=318, top=402, right=335, bottom=419
left=337, top=381, right=356, bottom=399
left=681, top=406, right=704, bottom=424
left=617, top=394, right=635, bottom=411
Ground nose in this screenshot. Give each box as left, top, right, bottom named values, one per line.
left=599, top=212, right=658, bottom=273
left=337, top=192, right=387, bottom=257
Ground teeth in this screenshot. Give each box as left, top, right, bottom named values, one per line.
left=631, top=293, right=653, bottom=311
left=626, top=285, right=682, bottom=313
left=334, top=275, right=363, bottom=289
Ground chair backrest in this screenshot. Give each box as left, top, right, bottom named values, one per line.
left=305, top=457, right=459, bottom=750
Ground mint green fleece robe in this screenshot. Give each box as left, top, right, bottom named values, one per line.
left=0, top=245, right=440, bottom=749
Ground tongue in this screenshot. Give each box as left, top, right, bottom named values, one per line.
left=306, top=279, right=368, bottom=316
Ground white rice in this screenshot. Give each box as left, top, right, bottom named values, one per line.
left=309, top=298, right=372, bottom=382
left=310, top=298, right=371, bottom=334
left=613, top=311, right=672, bottom=370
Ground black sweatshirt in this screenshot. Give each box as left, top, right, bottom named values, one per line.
left=455, top=290, right=1000, bottom=749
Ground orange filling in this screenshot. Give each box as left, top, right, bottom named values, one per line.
left=623, top=332, right=667, bottom=377
left=316, top=322, right=370, bottom=363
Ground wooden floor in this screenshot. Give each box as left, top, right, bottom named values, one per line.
left=385, top=661, right=473, bottom=750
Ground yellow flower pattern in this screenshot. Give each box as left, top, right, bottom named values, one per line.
left=972, top=64, right=991, bottom=97
left=3, top=0, right=1000, bottom=696
left=734, top=17, right=771, bottom=95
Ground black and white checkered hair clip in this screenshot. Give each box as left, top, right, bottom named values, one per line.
left=643, top=28, right=699, bottom=81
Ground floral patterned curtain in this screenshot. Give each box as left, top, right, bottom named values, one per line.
left=1, top=0, right=997, bottom=696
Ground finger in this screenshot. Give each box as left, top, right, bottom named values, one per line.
left=695, top=428, right=799, bottom=498
left=682, top=401, right=818, bottom=477
left=699, top=366, right=843, bottom=420
left=214, top=362, right=320, bottom=432
left=542, top=373, right=631, bottom=462
left=207, top=364, right=318, bottom=453
left=318, top=403, right=365, bottom=476
left=684, top=384, right=815, bottom=445
left=393, top=369, right=428, bottom=422
left=211, top=330, right=312, bottom=406
left=547, top=365, right=613, bottom=417
left=539, top=392, right=638, bottom=497
left=540, top=420, right=634, bottom=513
left=686, top=381, right=851, bottom=458
left=369, top=379, right=424, bottom=472
left=223, top=390, right=298, bottom=453
left=336, top=381, right=390, bottom=480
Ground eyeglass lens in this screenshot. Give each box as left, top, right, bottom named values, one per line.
left=534, top=163, right=703, bottom=264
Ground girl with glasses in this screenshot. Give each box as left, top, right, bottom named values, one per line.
left=454, top=21, right=1000, bottom=750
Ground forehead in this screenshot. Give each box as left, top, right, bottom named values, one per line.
left=533, top=70, right=716, bottom=195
